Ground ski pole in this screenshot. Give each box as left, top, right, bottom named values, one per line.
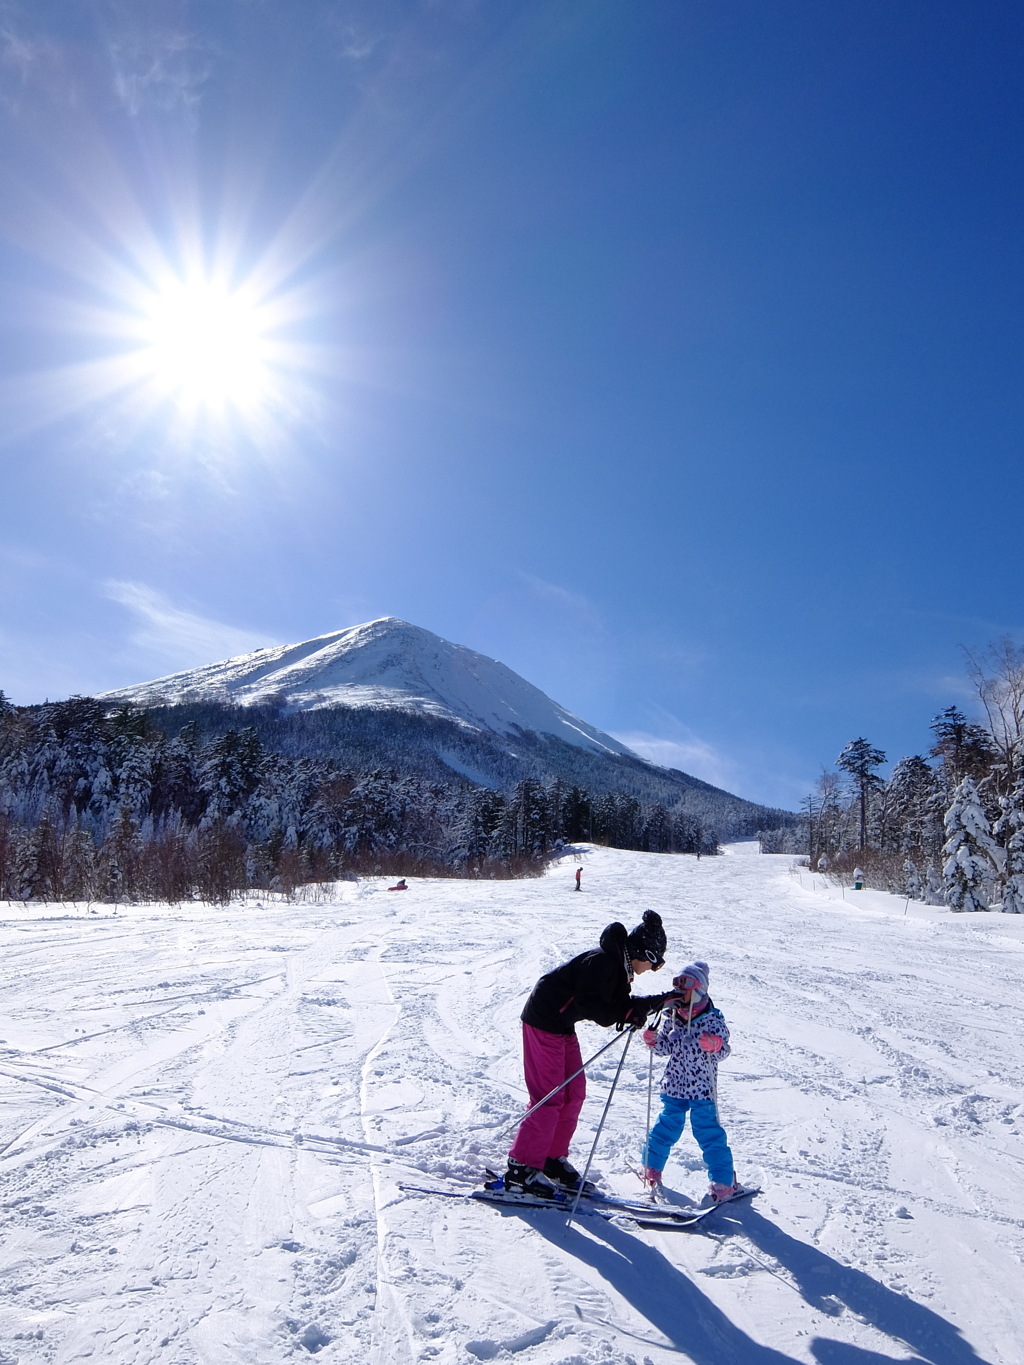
left=496, top=1030, right=628, bottom=1141
left=703, top=1043, right=720, bottom=1120
left=642, top=1010, right=661, bottom=1180
left=645, top=1045, right=654, bottom=1151
left=566, top=1027, right=634, bottom=1229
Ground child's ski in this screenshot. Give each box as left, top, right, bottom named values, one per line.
left=398, top=1178, right=719, bottom=1227
left=631, top=1184, right=760, bottom=1231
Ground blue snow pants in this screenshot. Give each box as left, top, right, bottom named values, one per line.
left=642, top=1096, right=734, bottom=1185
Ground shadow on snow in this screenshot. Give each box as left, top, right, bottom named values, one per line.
left=721, top=1206, right=995, bottom=1365
left=508, top=1202, right=993, bottom=1365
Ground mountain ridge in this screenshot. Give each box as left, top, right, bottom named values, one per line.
left=99, top=616, right=795, bottom=836
left=99, top=616, right=638, bottom=760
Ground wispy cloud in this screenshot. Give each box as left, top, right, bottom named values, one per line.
left=107, top=15, right=211, bottom=118
left=0, top=2, right=211, bottom=117
left=106, top=581, right=274, bottom=668
left=514, top=571, right=606, bottom=626
left=613, top=730, right=736, bottom=791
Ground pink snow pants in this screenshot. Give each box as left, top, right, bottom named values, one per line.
left=508, top=1024, right=586, bottom=1169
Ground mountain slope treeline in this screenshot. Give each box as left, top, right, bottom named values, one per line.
left=138, top=695, right=788, bottom=831
left=0, top=695, right=788, bottom=902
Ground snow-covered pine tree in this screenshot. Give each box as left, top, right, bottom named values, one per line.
left=452, top=788, right=505, bottom=869
left=885, top=755, right=937, bottom=857
left=942, top=777, right=997, bottom=912
left=903, top=857, right=923, bottom=901
left=993, top=778, right=1024, bottom=913
left=923, top=860, right=943, bottom=904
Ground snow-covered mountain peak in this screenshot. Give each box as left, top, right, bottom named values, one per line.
left=99, top=617, right=638, bottom=758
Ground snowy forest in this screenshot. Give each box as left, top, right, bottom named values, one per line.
left=770, top=639, right=1024, bottom=913
left=0, top=692, right=729, bottom=902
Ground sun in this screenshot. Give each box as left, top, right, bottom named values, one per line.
left=138, top=277, right=271, bottom=411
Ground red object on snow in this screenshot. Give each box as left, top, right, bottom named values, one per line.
left=388, top=879, right=408, bottom=891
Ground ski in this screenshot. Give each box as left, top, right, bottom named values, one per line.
left=493, top=1175, right=762, bottom=1223
left=479, top=1167, right=693, bottom=1221
left=399, top=1182, right=614, bottom=1220
left=563, top=1187, right=708, bottom=1223
left=398, top=1178, right=721, bottom=1227
left=631, top=1185, right=760, bottom=1231
left=482, top=1171, right=714, bottom=1223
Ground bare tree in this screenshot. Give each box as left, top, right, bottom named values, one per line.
left=965, top=638, right=1024, bottom=791
left=803, top=768, right=844, bottom=864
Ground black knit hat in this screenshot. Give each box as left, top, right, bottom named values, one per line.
left=626, top=910, right=666, bottom=968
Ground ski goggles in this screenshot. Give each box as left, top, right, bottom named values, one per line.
left=642, top=948, right=665, bottom=970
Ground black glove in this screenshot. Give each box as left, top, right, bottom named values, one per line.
left=618, top=996, right=655, bottom=1031
left=640, top=991, right=687, bottom=1017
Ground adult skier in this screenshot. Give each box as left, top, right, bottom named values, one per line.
left=505, top=910, right=676, bottom=1198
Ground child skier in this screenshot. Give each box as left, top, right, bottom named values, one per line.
left=641, top=960, right=742, bottom=1204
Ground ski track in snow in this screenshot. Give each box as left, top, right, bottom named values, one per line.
left=1, top=845, right=1022, bottom=1364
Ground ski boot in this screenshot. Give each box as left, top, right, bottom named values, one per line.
left=641, top=1165, right=664, bottom=1191
left=503, top=1160, right=561, bottom=1200
left=543, top=1156, right=595, bottom=1195
left=709, top=1179, right=742, bottom=1204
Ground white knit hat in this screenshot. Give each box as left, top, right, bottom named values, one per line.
left=673, top=961, right=709, bottom=994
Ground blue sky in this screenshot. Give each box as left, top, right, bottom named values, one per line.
left=1, top=0, right=1022, bottom=808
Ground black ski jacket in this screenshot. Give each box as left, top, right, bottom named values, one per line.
left=520, top=922, right=659, bottom=1036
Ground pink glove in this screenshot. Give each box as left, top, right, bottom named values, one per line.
left=699, top=1033, right=723, bottom=1053
left=642, top=1027, right=658, bottom=1048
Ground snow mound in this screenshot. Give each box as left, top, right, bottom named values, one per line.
left=99, top=617, right=637, bottom=758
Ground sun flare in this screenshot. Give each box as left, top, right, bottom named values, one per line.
left=139, top=278, right=270, bottom=410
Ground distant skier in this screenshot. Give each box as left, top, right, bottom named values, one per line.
left=641, top=961, right=743, bottom=1204
left=505, top=910, right=675, bottom=1199
left=388, top=878, right=408, bottom=892
left=575, top=867, right=582, bottom=891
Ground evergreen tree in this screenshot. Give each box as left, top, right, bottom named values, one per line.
left=836, top=738, right=886, bottom=850
left=942, top=777, right=997, bottom=912
left=453, top=789, right=505, bottom=868
left=101, top=804, right=144, bottom=903
left=929, top=707, right=995, bottom=784
left=924, top=860, right=943, bottom=905
left=562, top=786, right=592, bottom=843
left=902, top=857, right=923, bottom=901
left=993, top=780, right=1024, bottom=914
left=884, top=756, right=936, bottom=856
left=643, top=803, right=671, bottom=853
left=200, top=728, right=265, bottom=821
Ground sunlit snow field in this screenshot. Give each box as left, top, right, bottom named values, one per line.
left=1, top=843, right=1022, bottom=1365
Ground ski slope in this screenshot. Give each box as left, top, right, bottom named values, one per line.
left=1, top=844, right=1022, bottom=1365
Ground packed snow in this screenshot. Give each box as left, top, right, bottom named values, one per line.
left=1, top=843, right=1022, bottom=1364
left=97, top=618, right=636, bottom=759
